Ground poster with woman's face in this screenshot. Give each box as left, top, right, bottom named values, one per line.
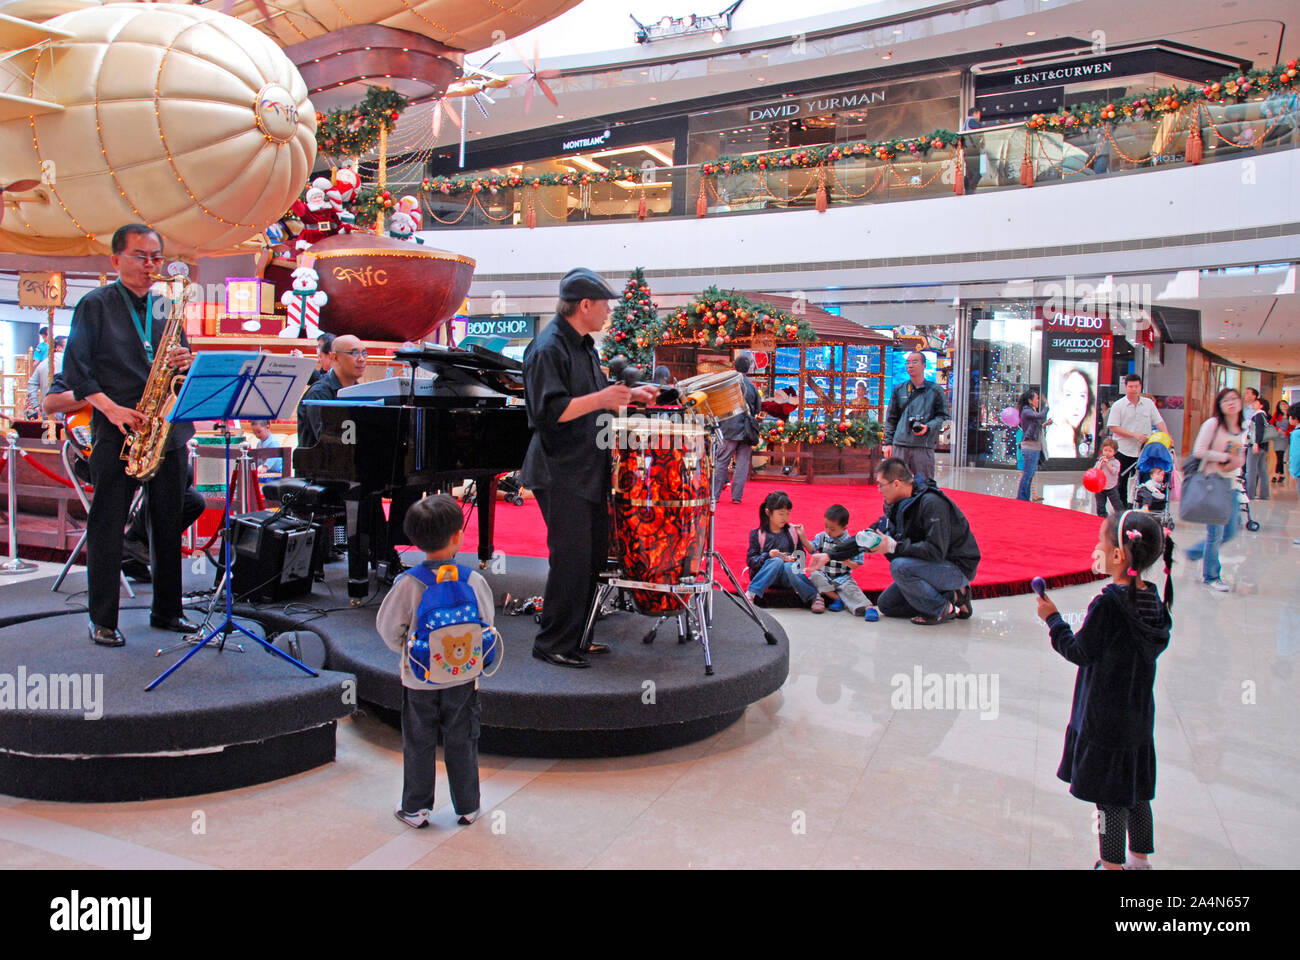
left=1045, top=359, right=1098, bottom=460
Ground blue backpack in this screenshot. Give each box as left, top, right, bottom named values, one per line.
left=403, top=564, right=501, bottom=686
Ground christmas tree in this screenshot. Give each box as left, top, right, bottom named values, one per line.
left=601, top=267, right=660, bottom=369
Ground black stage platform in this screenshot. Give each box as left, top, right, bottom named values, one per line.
left=0, top=556, right=788, bottom=801
left=323, top=555, right=790, bottom=757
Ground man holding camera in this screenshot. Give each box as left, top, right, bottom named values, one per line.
left=882, top=351, right=950, bottom=484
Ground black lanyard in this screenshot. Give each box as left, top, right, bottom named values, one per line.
left=116, top=282, right=154, bottom=363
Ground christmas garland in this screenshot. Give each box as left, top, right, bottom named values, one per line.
left=663, top=287, right=818, bottom=349
left=761, top=417, right=885, bottom=449
left=422, top=166, right=642, bottom=198
left=700, top=130, right=960, bottom=176
left=352, top=186, right=397, bottom=226
left=316, top=87, right=409, bottom=159
left=1027, top=60, right=1298, bottom=132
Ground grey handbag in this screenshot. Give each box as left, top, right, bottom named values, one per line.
left=1179, top=456, right=1235, bottom=526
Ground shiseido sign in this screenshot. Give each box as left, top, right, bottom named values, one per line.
left=1044, top=312, right=1108, bottom=330
left=748, top=88, right=885, bottom=123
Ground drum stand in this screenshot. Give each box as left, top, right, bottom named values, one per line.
left=579, top=417, right=778, bottom=676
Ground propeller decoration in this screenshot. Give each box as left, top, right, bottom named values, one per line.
left=509, top=40, right=562, bottom=113
left=0, top=180, right=41, bottom=228
left=429, top=47, right=563, bottom=167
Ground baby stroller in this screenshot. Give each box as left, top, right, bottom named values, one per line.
left=1236, top=474, right=1261, bottom=532
left=1134, top=434, right=1178, bottom=530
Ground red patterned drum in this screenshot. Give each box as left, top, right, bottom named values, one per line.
left=610, top=417, right=712, bottom=614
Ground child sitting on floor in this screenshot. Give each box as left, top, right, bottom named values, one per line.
left=807, top=504, right=872, bottom=616
left=745, top=490, right=821, bottom=611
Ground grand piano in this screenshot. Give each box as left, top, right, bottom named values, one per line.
left=291, top=344, right=531, bottom=598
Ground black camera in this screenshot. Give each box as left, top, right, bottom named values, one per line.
left=909, top=418, right=928, bottom=436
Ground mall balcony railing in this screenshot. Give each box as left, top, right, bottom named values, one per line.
left=404, top=96, right=1299, bottom=230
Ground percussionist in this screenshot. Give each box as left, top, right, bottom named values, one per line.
left=521, top=268, right=658, bottom=668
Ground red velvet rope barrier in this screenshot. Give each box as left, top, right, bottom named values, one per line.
left=13, top=446, right=92, bottom=493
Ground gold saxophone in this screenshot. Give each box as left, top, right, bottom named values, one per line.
left=121, top=269, right=189, bottom=481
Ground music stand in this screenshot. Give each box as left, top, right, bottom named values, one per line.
left=147, top=351, right=317, bottom=691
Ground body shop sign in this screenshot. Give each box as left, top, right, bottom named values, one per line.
left=18, top=271, right=65, bottom=308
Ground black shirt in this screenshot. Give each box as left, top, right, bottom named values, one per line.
left=719, top=375, right=760, bottom=443
left=519, top=314, right=609, bottom=502
left=297, top=368, right=343, bottom=448
left=62, top=281, right=194, bottom=450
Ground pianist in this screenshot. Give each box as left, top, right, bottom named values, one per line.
left=297, top=333, right=365, bottom=448
left=522, top=268, right=659, bottom=669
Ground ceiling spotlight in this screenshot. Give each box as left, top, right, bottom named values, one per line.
left=1026, top=30, right=1038, bottom=36
left=893, top=28, right=903, bottom=35
left=712, top=28, right=725, bottom=42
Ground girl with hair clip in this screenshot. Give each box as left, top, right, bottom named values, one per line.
left=1036, top=510, right=1175, bottom=870
left=744, top=490, right=821, bottom=611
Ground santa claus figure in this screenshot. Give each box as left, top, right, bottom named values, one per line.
left=333, top=159, right=360, bottom=204
left=291, top=186, right=339, bottom=251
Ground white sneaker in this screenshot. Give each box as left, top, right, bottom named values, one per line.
left=394, top=808, right=429, bottom=828
left=1124, top=859, right=1153, bottom=870
left=457, top=808, right=481, bottom=825
left=1293, top=538, right=1300, bottom=546
left=1204, top=579, right=1231, bottom=593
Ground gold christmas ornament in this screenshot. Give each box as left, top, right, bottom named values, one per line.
left=0, top=3, right=316, bottom=256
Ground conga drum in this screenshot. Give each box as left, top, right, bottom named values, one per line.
left=677, top=371, right=747, bottom=422
left=610, top=416, right=712, bottom=614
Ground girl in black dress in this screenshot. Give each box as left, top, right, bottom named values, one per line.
left=1036, top=510, right=1174, bottom=869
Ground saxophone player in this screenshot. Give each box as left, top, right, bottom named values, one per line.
left=62, top=224, right=197, bottom=647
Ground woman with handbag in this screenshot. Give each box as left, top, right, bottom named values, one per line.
left=1185, top=388, right=1247, bottom=592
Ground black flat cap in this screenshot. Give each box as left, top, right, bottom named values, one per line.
left=559, top=267, right=616, bottom=301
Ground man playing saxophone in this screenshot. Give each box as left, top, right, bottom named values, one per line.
left=62, top=224, right=197, bottom=647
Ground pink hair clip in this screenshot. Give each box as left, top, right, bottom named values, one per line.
left=1125, top=529, right=1142, bottom=541
left=1162, top=527, right=1174, bottom=538
left=1127, top=567, right=1138, bottom=577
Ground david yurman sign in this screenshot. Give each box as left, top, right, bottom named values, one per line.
left=748, top=88, right=885, bottom=123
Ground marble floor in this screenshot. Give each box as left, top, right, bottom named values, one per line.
left=3, top=463, right=1297, bottom=869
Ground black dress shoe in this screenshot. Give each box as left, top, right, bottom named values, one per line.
left=532, top=649, right=590, bottom=668
left=89, top=623, right=125, bottom=647
left=150, top=615, right=200, bottom=634
left=584, top=642, right=611, bottom=655
left=121, top=558, right=152, bottom=583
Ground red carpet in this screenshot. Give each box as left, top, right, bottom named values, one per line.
left=462, top=483, right=1105, bottom=600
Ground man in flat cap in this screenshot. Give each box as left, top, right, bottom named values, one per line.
left=521, top=268, right=658, bottom=668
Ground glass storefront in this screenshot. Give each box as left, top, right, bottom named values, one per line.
left=967, top=304, right=1136, bottom=469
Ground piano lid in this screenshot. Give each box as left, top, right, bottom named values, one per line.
left=395, top=343, right=522, bottom=377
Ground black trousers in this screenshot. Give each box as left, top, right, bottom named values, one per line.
left=401, top=684, right=480, bottom=816
left=1114, top=451, right=1138, bottom=506
left=124, top=468, right=205, bottom=545
left=532, top=486, right=608, bottom=657
left=87, top=433, right=185, bottom=628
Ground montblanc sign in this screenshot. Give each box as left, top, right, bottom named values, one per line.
left=748, top=88, right=885, bottom=123
left=561, top=130, right=612, bottom=152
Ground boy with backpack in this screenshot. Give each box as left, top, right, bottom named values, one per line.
left=377, top=494, right=499, bottom=829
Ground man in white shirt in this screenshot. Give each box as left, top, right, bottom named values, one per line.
left=1105, top=374, right=1167, bottom=506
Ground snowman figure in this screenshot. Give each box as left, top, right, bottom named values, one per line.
left=387, top=211, right=424, bottom=244
left=279, top=265, right=328, bottom=338
left=396, top=194, right=423, bottom=230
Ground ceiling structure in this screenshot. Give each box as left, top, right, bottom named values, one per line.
left=410, top=0, right=1300, bottom=146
